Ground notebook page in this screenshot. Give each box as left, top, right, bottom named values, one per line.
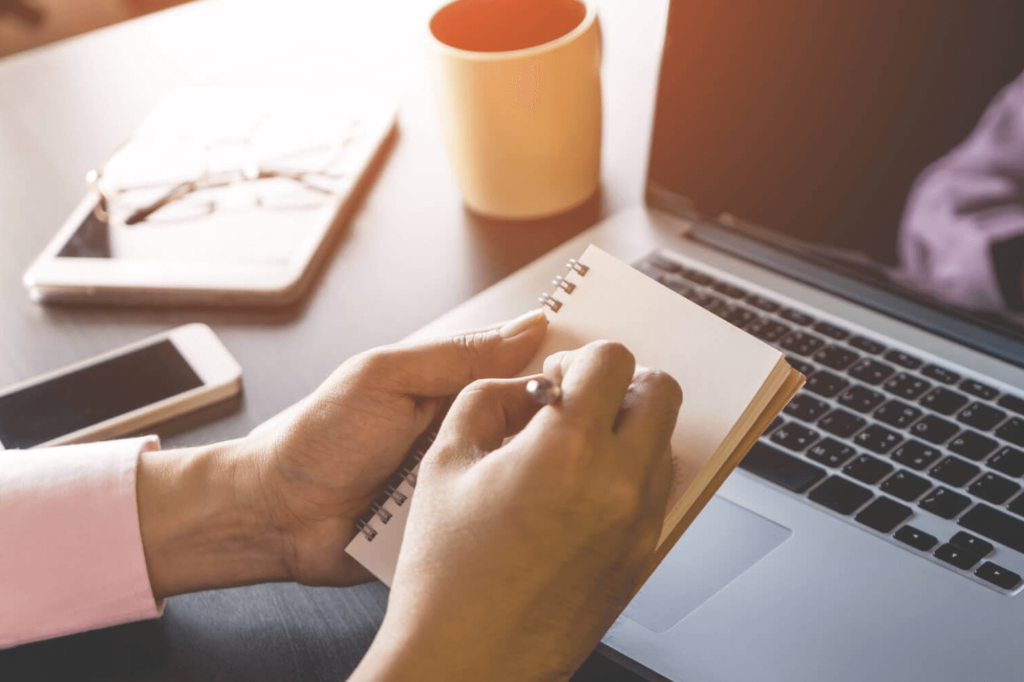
left=347, top=244, right=784, bottom=585
left=521, top=245, right=783, bottom=513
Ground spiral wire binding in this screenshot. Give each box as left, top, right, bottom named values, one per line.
left=538, top=258, right=590, bottom=312
left=356, top=429, right=437, bottom=542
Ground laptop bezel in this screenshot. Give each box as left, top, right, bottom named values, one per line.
left=640, top=4, right=1024, bottom=368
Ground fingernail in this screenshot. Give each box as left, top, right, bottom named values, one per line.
left=498, top=308, right=548, bottom=338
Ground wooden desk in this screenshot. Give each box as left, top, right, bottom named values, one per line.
left=0, top=1, right=667, bottom=678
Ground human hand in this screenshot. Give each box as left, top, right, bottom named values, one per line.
left=254, top=308, right=549, bottom=587
left=136, top=310, right=547, bottom=599
left=353, top=341, right=682, bottom=682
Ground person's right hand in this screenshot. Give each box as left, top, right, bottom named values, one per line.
left=351, top=340, right=682, bottom=682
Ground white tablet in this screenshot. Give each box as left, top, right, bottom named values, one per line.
left=23, top=88, right=397, bottom=306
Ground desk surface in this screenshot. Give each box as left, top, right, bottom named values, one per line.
left=0, top=0, right=667, bottom=678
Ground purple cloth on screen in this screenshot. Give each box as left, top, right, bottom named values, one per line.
left=899, top=68, right=1024, bottom=312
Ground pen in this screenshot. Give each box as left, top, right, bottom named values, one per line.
left=525, top=377, right=563, bottom=405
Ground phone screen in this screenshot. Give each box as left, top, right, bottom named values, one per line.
left=0, top=340, right=203, bottom=449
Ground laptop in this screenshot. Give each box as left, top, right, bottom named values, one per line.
left=405, top=1, right=1024, bottom=679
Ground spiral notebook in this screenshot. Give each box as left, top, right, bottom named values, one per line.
left=346, top=245, right=804, bottom=588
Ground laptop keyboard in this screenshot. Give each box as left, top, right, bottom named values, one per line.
left=635, top=251, right=1024, bottom=594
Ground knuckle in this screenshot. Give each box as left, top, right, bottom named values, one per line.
left=450, top=331, right=497, bottom=366
left=638, top=369, right=683, bottom=405
left=553, top=424, right=592, bottom=460
left=348, top=347, right=391, bottom=377
left=587, top=340, right=635, bottom=369
left=604, top=478, right=645, bottom=520
left=459, top=378, right=503, bottom=403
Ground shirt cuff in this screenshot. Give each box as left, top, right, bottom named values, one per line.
left=0, top=436, right=163, bottom=649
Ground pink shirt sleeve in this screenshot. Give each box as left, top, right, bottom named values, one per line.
left=0, top=436, right=163, bottom=648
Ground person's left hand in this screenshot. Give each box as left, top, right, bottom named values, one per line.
left=252, top=309, right=549, bottom=587
left=137, top=309, right=547, bottom=599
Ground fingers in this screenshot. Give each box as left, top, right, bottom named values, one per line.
left=542, top=344, right=681, bottom=480
left=615, top=369, right=682, bottom=443
left=430, top=376, right=543, bottom=467
left=541, top=341, right=636, bottom=429
left=369, top=309, right=548, bottom=397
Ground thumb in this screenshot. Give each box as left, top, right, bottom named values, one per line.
left=378, top=309, right=548, bottom=398
left=429, top=376, right=542, bottom=468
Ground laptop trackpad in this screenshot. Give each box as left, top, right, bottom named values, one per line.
left=623, top=497, right=791, bottom=633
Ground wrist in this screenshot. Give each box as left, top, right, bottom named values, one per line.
left=137, top=436, right=287, bottom=600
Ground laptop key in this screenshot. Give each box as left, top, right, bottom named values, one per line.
left=849, top=336, right=886, bottom=354
left=855, top=497, right=911, bottom=533
left=894, top=525, right=938, bottom=551
left=884, top=350, right=923, bottom=370
left=960, top=379, right=999, bottom=401
left=957, top=403, right=1007, bottom=431
left=950, top=531, right=993, bottom=557
left=947, top=431, right=999, bottom=461
left=643, top=255, right=683, bottom=274
left=723, top=306, right=759, bottom=328
left=747, top=319, right=791, bottom=342
left=812, top=321, right=849, bottom=340
left=807, top=438, right=857, bottom=467
left=934, top=543, right=981, bottom=570
left=854, top=424, right=903, bottom=454
left=770, top=423, right=819, bottom=451
left=975, top=562, right=1022, bottom=590
left=807, top=371, right=850, bottom=398
left=808, top=476, right=873, bottom=515
left=783, top=394, right=830, bottom=422
left=838, top=385, right=887, bottom=413
left=847, top=358, right=896, bottom=385
left=779, top=331, right=827, bottom=356
left=780, top=308, right=815, bottom=326
left=996, top=417, right=1024, bottom=446
left=746, top=294, right=780, bottom=313
left=874, top=400, right=923, bottom=429
left=929, top=457, right=981, bottom=487
left=679, top=268, right=715, bottom=286
left=909, top=415, right=959, bottom=444
left=814, top=346, right=860, bottom=370
left=919, top=487, right=972, bottom=519
left=959, top=504, right=1024, bottom=554
left=884, top=373, right=932, bottom=400
left=739, top=442, right=826, bottom=493
left=843, top=454, right=894, bottom=485
left=922, top=364, right=961, bottom=385
left=967, top=473, right=1021, bottom=505
left=692, top=292, right=726, bottom=313
left=786, top=357, right=816, bottom=377
left=881, top=470, right=932, bottom=502
left=890, top=441, right=942, bottom=470
left=1008, top=493, right=1024, bottom=518
left=712, top=282, right=746, bottom=298
left=997, top=394, right=1024, bottom=417
left=920, top=387, right=970, bottom=415
left=819, top=409, right=867, bottom=438
left=988, top=446, right=1024, bottom=478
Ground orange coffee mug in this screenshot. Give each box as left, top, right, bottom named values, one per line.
left=428, top=0, right=601, bottom=219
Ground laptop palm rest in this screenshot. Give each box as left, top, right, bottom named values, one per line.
left=623, top=496, right=791, bottom=633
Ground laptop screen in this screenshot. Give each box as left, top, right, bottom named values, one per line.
left=647, top=0, right=1024, bottom=329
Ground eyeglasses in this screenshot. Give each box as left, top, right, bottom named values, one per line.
left=87, top=121, right=362, bottom=226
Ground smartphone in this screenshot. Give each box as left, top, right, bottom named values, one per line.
left=0, top=324, right=242, bottom=450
